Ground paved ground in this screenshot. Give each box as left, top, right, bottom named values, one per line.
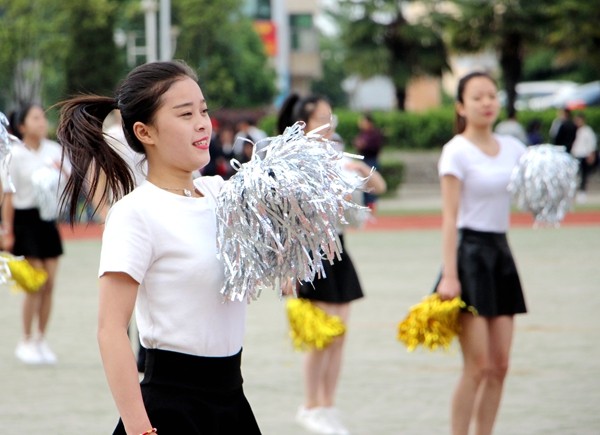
left=1, top=193, right=599, bottom=434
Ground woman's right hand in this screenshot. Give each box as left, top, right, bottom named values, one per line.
left=2, top=232, right=14, bottom=252
left=281, top=278, right=297, bottom=297
left=437, top=275, right=461, bottom=301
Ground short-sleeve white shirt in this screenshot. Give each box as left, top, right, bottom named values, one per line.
left=5, top=139, right=71, bottom=208
left=438, top=134, right=526, bottom=233
left=98, top=176, right=247, bottom=357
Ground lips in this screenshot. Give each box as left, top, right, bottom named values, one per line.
left=193, top=138, right=209, bottom=150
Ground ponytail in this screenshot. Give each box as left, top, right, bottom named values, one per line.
left=56, top=96, right=135, bottom=224
left=277, top=93, right=300, bottom=134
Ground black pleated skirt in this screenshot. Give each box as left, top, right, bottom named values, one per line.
left=442, top=228, right=527, bottom=317
left=12, top=208, right=63, bottom=259
left=299, top=235, right=364, bottom=303
left=112, top=348, right=261, bottom=435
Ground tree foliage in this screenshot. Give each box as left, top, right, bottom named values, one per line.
left=335, top=0, right=449, bottom=110
left=311, top=36, right=348, bottom=108
left=173, top=0, right=276, bottom=108
left=444, top=0, right=557, bottom=114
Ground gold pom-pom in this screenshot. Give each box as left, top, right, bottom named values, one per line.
left=1, top=253, right=48, bottom=293
left=286, top=298, right=346, bottom=351
left=398, top=294, right=476, bottom=352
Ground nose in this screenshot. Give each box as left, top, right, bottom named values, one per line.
left=195, top=114, right=210, bottom=132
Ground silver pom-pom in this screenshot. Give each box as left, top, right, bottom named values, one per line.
left=0, top=112, right=16, bottom=193
left=508, top=144, right=579, bottom=227
left=32, top=166, right=61, bottom=221
left=216, top=122, right=370, bottom=301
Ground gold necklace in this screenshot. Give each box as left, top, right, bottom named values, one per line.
left=159, top=187, right=200, bottom=197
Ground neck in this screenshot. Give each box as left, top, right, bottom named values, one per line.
left=23, top=137, right=41, bottom=150
left=462, top=125, right=494, bottom=144
left=146, top=166, right=195, bottom=191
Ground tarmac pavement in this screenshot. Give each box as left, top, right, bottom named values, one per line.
left=0, top=194, right=599, bottom=434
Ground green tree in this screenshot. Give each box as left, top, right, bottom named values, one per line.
left=334, top=0, right=449, bottom=110
left=63, top=0, right=124, bottom=97
left=445, top=0, right=557, bottom=114
left=173, top=0, right=276, bottom=108
left=311, top=36, right=348, bottom=108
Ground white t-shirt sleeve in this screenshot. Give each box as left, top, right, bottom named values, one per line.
left=439, top=138, right=466, bottom=180
left=195, top=175, right=225, bottom=202
left=99, top=199, right=154, bottom=283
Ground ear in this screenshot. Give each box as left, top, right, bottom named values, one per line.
left=455, top=101, right=466, bottom=118
left=133, top=121, right=155, bottom=147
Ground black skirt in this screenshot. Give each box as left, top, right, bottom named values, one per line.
left=12, top=208, right=63, bottom=259
left=440, top=228, right=527, bottom=317
left=112, top=349, right=261, bottom=435
left=299, top=235, right=364, bottom=304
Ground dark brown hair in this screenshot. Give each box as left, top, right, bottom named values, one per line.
left=455, top=71, right=497, bottom=134
left=56, top=60, right=198, bottom=223
left=8, top=104, right=41, bottom=140
left=277, top=93, right=330, bottom=134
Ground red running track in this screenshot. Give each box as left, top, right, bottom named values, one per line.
left=59, top=210, right=600, bottom=241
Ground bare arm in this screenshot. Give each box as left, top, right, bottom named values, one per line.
left=98, top=272, right=153, bottom=435
left=437, top=175, right=461, bottom=301
left=2, top=192, right=15, bottom=251
left=344, top=160, right=387, bottom=195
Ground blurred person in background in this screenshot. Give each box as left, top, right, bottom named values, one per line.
left=571, top=113, right=598, bottom=203
left=278, top=93, right=386, bottom=435
left=4, top=104, right=71, bottom=365
left=352, top=113, right=384, bottom=212
left=437, top=72, right=527, bottom=435
left=526, top=119, right=544, bottom=145
left=550, top=108, right=577, bottom=153
left=494, top=108, right=528, bottom=144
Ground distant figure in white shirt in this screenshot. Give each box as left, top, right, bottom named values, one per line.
left=571, top=113, right=598, bottom=202
left=494, top=108, right=528, bottom=144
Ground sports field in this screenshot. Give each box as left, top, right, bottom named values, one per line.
left=0, top=211, right=598, bottom=434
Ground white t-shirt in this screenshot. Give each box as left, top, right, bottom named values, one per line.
left=438, top=134, right=526, bottom=233
left=98, top=176, right=247, bottom=357
left=571, top=125, right=597, bottom=158
left=4, top=139, right=71, bottom=209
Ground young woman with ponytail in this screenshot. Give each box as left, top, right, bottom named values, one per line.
left=57, top=61, right=261, bottom=435
left=436, top=72, right=528, bottom=435
left=4, top=104, right=70, bottom=365
left=278, top=94, right=386, bottom=435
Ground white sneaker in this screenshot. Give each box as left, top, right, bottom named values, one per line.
left=296, top=406, right=337, bottom=434
left=15, top=339, right=44, bottom=365
left=37, top=338, right=58, bottom=364
left=324, top=407, right=350, bottom=435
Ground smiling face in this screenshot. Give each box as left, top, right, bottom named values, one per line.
left=456, top=76, right=500, bottom=131
left=135, top=77, right=212, bottom=175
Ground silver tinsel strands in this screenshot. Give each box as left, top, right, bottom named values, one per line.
left=0, top=112, right=16, bottom=192
left=508, top=144, right=579, bottom=227
left=216, top=122, right=370, bottom=301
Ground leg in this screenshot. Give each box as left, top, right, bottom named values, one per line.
left=38, top=257, right=59, bottom=336
left=451, top=313, right=490, bottom=435
left=23, top=257, right=44, bottom=338
left=318, top=302, right=350, bottom=407
left=473, top=316, right=514, bottom=435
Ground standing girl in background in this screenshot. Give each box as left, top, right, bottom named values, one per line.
left=437, top=72, right=527, bottom=435
left=278, top=94, right=386, bottom=435
left=57, top=61, right=261, bottom=435
left=4, top=104, right=69, bottom=365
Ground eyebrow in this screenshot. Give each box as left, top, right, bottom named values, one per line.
left=172, top=99, right=207, bottom=110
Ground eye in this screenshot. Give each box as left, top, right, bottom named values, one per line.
left=201, top=108, right=209, bottom=115
left=181, top=112, right=192, bottom=117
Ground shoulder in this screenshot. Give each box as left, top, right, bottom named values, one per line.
left=496, top=134, right=526, bottom=153
left=108, top=184, right=152, bottom=219
left=195, top=175, right=225, bottom=200
left=442, top=135, right=470, bottom=154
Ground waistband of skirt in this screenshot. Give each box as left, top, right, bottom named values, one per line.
left=142, top=348, right=243, bottom=391
left=459, top=227, right=507, bottom=240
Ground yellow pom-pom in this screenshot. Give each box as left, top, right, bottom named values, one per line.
left=397, top=294, right=476, bottom=352
left=286, top=298, right=346, bottom=351
left=1, top=253, right=48, bottom=293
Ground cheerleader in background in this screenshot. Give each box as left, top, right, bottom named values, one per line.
left=278, top=94, right=386, bottom=435
left=57, top=61, right=261, bottom=435
left=3, top=104, right=70, bottom=365
left=436, top=72, right=527, bottom=435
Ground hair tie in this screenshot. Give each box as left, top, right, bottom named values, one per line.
left=114, top=97, right=120, bottom=108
